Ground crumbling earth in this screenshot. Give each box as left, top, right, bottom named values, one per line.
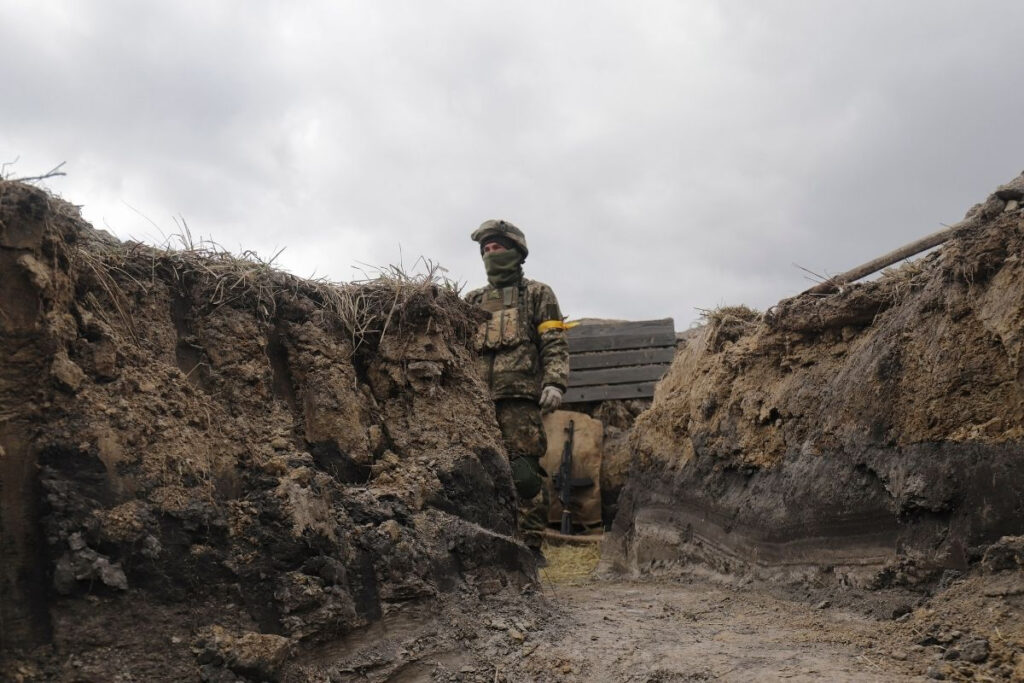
left=3, top=173, right=1024, bottom=682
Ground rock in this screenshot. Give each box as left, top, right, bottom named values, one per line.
left=378, top=519, right=401, bottom=542
left=51, top=352, right=86, bottom=392
left=270, top=437, right=290, bottom=450
left=994, top=173, right=1024, bottom=201
left=1006, top=199, right=1020, bottom=212
left=959, top=638, right=989, bottom=664
left=53, top=547, right=129, bottom=594
left=194, top=626, right=293, bottom=682
left=980, top=195, right=1007, bottom=219
left=891, top=604, right=912, bottom=620
left=814, top=599, right=831, bottom=610
left=981, top=536, right=1024, bottom=572
left=17, top=253, right=51, bottom=291
left=91, top=339, right=119, bottom=380
left=925, top=665, right=946, bottom=679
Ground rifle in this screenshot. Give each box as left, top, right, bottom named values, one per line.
left=554, top=420, right=593, bottom=535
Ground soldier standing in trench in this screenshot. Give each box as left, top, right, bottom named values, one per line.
left=465, top=220, right=570, bottom=566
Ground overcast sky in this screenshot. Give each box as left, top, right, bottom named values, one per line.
left=3, top=1, right=1023, bottom=327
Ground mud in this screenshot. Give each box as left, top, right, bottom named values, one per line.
left=3, top=174, right=1024, bottom=681
left=0, top=180, right=535, bottom=679
left=606, top=175, right=1024, bottom=589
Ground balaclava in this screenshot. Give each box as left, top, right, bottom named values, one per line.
left=482, top=246, right=524, bottom=288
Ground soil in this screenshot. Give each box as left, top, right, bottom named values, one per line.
left=3, top=173, right=1024, bottom=682
left=607, top=174, right=1024, bottom=590
left=0, top=180, right=534, bottom=680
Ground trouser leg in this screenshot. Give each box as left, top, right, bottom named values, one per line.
left=494, top=398, right=548, bottom=548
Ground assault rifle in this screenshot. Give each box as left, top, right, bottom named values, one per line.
left=553, top=420, right=593, bottom=535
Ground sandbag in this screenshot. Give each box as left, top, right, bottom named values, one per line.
left=541, top=410, right=603, bottom=528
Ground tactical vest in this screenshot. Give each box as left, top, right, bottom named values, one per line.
left=474, top=284, right=530, bottom=352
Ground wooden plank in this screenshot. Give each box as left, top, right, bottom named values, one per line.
left=804, top=221, right=970, bottom=295
left=568, top=330, right=676, bottom=354
left=568, top=364, right=670, bottom=388
left=569, top=347, right=676, bottom=371
left=563, top=381, right=659, bottom=403
left=568, top=318, right=674, bottom=339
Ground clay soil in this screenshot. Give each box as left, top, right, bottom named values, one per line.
left=252, top=541, right=1024, bottom=681
left=3, top=175, right=1024, bottom=682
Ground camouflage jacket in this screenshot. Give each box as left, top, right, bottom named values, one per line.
left=464, top=277, right=570, bottom=401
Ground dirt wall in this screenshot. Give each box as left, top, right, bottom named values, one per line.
left=0, top=181, right=533, bottom=680
left=604, top=174, right=1024, bottom=588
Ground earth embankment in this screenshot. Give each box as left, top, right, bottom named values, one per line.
left=0, top=180, right=534, bottom=680
left=605, top=173, right=1024, bottom=587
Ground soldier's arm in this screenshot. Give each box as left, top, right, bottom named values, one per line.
left=532, top=284, right=569, bottom=391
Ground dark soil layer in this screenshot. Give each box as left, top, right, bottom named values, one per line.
left=605, top=174, right=1024, bottom=587
left=0, top=181, right=534, bottom=680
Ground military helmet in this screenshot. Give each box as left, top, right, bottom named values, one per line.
left=471, top=219, right=528, bottom=258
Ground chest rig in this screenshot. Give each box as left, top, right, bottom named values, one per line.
left=474, top=285, right=528, bottom=351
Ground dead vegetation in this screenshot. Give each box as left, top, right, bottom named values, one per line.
left=696, top=304, right=762, bottom=350
left=72, top=224, right=480, bottom=354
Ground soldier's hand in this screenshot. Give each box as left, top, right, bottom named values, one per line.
left=539, top=385, right=563, bottom=413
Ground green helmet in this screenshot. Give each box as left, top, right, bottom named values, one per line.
left=470, top=219, right=528, bottom=258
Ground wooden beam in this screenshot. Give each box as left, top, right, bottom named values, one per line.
left=569, top=347, right=676, bottom=371
left=568, top=364, right=671, bottom=388
left=563, top=381, right=659, bottom=403
left=568, top=318, right=674, bottom=339
left=568, top=330, right=676, bottom=354
left=804, top=221, right=967, bottom=295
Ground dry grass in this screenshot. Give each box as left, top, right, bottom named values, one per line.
left=696, top=304, right=761, bottom=326
left=73, top=225, right=478, bottom=353
left=539, top=541, right=602, bottom=586
left=697, top=305, right=762, bottom=350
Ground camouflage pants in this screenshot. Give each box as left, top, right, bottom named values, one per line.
left=494, top=398, right=549, bottom=549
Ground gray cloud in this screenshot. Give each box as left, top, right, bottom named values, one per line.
left=2, top=0, right=1023, bottom=327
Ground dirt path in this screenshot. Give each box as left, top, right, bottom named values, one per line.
left=295, top=553, right=931, bottom=681
left=500, top=578, right=918, bottom=682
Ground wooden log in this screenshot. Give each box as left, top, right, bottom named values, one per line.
left=804, top=221, right=967, bottom=295
left=568, top=364, right=671, bottom=388
left=569, top=347, right=676, bottom=371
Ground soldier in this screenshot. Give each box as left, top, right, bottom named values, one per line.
left=465, top=219, right=570, bottom=565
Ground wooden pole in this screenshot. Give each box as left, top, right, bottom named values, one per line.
left=804, top=220, right=968, bottom=295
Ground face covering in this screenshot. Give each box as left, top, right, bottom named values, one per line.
left=483, top=250, right=523, bottom=288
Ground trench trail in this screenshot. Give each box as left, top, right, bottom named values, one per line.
left=314, top=541, right=936, bottom=682
left=501, top=542, right=919, bottom=682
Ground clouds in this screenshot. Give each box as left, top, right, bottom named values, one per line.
left=2, top=1, right=1023, bottom=327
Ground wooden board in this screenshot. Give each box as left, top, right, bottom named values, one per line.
left=563, top=381, right=659, bottom=403
left=568, top=318, right=674, bottom=339
left=567, top=363, right=671, bottom=388
left=567, top=330, right=676, bottom=354
left=569, top=347, right=676, bottom=371
left=564, top=318, right=675, bottom=403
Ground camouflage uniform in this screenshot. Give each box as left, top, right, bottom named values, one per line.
left=466, top=226, right=569, bottom=550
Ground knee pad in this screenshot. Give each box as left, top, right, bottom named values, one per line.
left=509, top=456, right=543, bottom=500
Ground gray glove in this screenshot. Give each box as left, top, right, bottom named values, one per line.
left=539, top=385, right=563, bottom=413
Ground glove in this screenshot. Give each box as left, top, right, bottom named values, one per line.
left=539, top=385, right=563, bottom=413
